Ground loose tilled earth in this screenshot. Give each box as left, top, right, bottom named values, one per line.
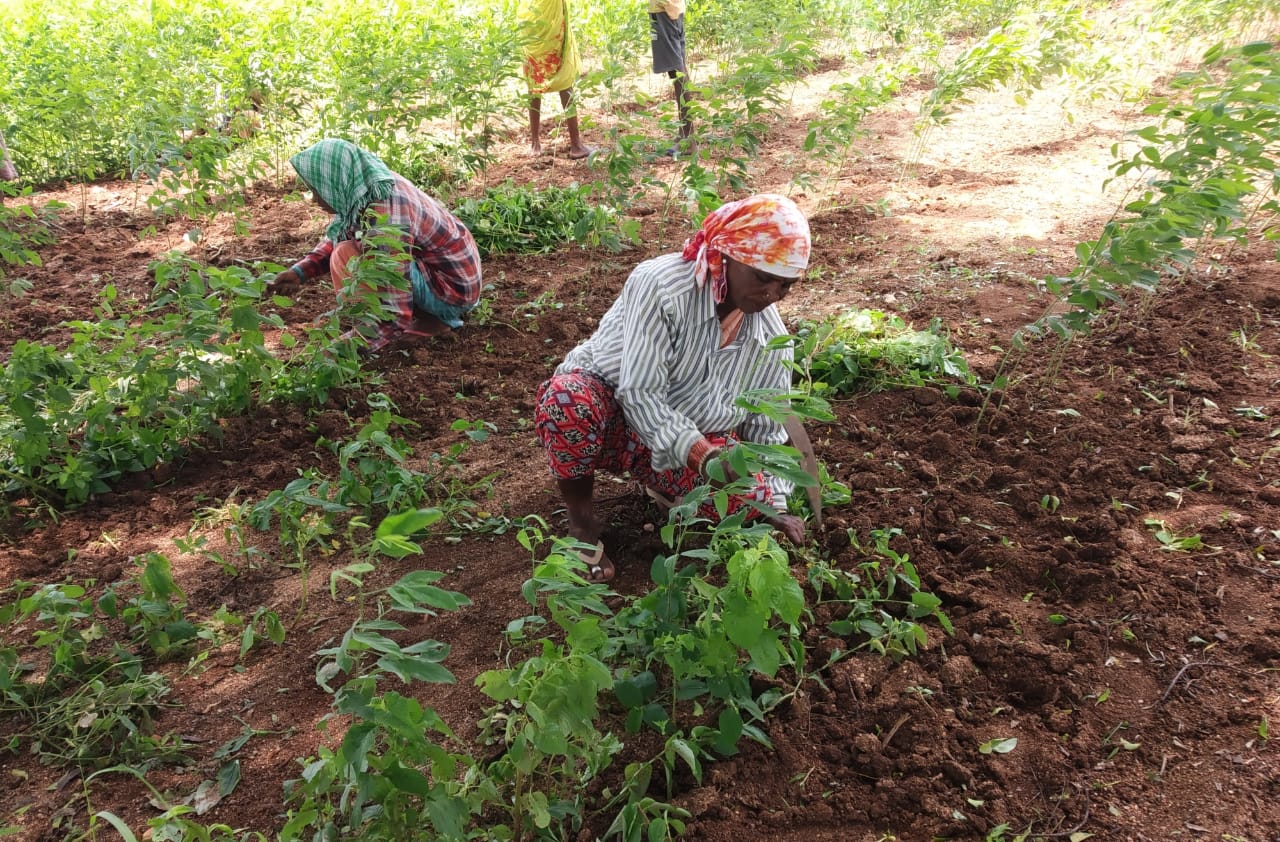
left=2, top=47, right=1279, bottom=842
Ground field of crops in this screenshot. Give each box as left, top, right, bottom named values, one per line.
left=2, top=0, right=1279, bottom=839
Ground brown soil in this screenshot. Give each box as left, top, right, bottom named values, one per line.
left=2, top=49, right=1279, bottom=842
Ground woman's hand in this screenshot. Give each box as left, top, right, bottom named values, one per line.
left=768, top=513, right=806, bottom=545
left=267, top=269, right=300, bottom=293
left=701, top=449, right=739, bottom=488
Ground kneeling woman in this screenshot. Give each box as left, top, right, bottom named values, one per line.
left=271, top=139, right=481, bottom=353
left=535, top=194, right=810, bottom=582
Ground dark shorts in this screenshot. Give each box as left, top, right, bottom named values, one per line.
left=650, top=13, right=686, bottom=74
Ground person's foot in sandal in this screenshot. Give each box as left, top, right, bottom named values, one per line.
left=575, top=540, right=615, bottom=583
left=557, top=477, right=615, bottom=581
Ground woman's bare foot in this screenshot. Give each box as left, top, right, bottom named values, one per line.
left=406, top=312, right=453, bottom=337
left=568, top=145, right=595, bottom=160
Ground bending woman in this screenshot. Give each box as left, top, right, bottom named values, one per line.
left=269, top=139, right=482, bottom=353
left=535, top=194, right=811, bottom=582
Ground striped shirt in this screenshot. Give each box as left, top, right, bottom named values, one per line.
left=558, top=252, right=794, bottom=505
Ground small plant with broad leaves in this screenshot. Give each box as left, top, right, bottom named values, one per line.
left=453, top=180, right=635, bottom=256
left=791, top=309, right=977, bottom=397
left=808, top=527, right=954, bottom=659
left=0, top=195, right=63, bottom=280
left=284, top=563, right=477, bottom=842
left=1023, top=40, right=1280, bottom=344
left=97, top=552, right=198, bottom=661
left=0, top=575, right=190, bottom=767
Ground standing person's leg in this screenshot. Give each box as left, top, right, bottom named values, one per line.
left=0, top=130, right=16, bottom=205
left=650, top=12, right=693, bottom=153
left=529, top=95, right=544, bottom=155
left=670, top=69, right=692, bottom=142
left=558, top=88, right=594, bottom=159
left=0, top=131, right=15, bottom=182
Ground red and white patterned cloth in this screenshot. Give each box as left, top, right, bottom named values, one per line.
left=535, top=370, right=775, bottom=522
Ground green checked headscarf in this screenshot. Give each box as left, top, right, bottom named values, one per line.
left=290, top=139, right=396, bottom=242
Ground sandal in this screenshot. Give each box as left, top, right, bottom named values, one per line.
left=575, top=540, right=615, bottom=583
left=644, top=486, right=683, bottom=512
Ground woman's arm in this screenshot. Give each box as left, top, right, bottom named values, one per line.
left=269, top=238, right=334, bottom=290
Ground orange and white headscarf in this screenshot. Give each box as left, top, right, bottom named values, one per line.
left=681, top=194, right=811, bottom=303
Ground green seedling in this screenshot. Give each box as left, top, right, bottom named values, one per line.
left=979, top=737, right=1018, bottom=755
left=1143, top=518, right=1212, bottom=552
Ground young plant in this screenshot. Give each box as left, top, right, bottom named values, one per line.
left=0, top=581, right=185, bottom=767
left=1022, top=41, right=1280, bottom=344
left=284, top=569, right=475, bottom=842
left=476, top=640, right=619, bottom=841
left=811, top=527, right=954, bottom=659
left=452, top=180, right=634, bottom=256
left=97, top=552, right=198, bottom=661
left=249, top=470, right=349, bottom=618
left=790, top=309, right=977, bottom=397
left=0, top=195, right=63, bottom=279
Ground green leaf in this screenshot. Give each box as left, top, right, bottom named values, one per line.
left=386, top=571, right=471, bottom=612
left=978, top=737, right=1018, bottom=754
left=669, top=737, right=702, bottom=783
left=374, top=534, right=422, bottom=558
left=264, top=612, right=285, bottom=644
left=747, top=631, right=784, bottom=677
left=217, top=759, right=240, bottom=796
left=614, top=671, right=658, bottom=709
left=908, top=591, right=942, bottom=617
left=385, top=761, right=431, bottom=796
left=526, top=791, right=552, bottom=829
left=713, top=706, right=744, bottom=755
left=722, top=591, right=767, bottom=649
left=376, top=508, right=443, bottom=539
left=376, top=654, right=456, bottom=685
left=92, top=812, right=139, bottom=842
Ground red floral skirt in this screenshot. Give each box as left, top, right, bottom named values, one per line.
left=535, top=369, right=774, bottom=521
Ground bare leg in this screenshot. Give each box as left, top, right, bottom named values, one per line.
left=672, top=69, right=693, bottom=141
left=0, top=130, right=15, bottom=205
left=529, top=96, right=543, bottom=155
left=559, top=89, right=593, bottom=159
left=557, top=475, right=614, bottom=580
left=0, top=130, right=16, bottom=182
left=559, top=475, right=600, bottom=543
